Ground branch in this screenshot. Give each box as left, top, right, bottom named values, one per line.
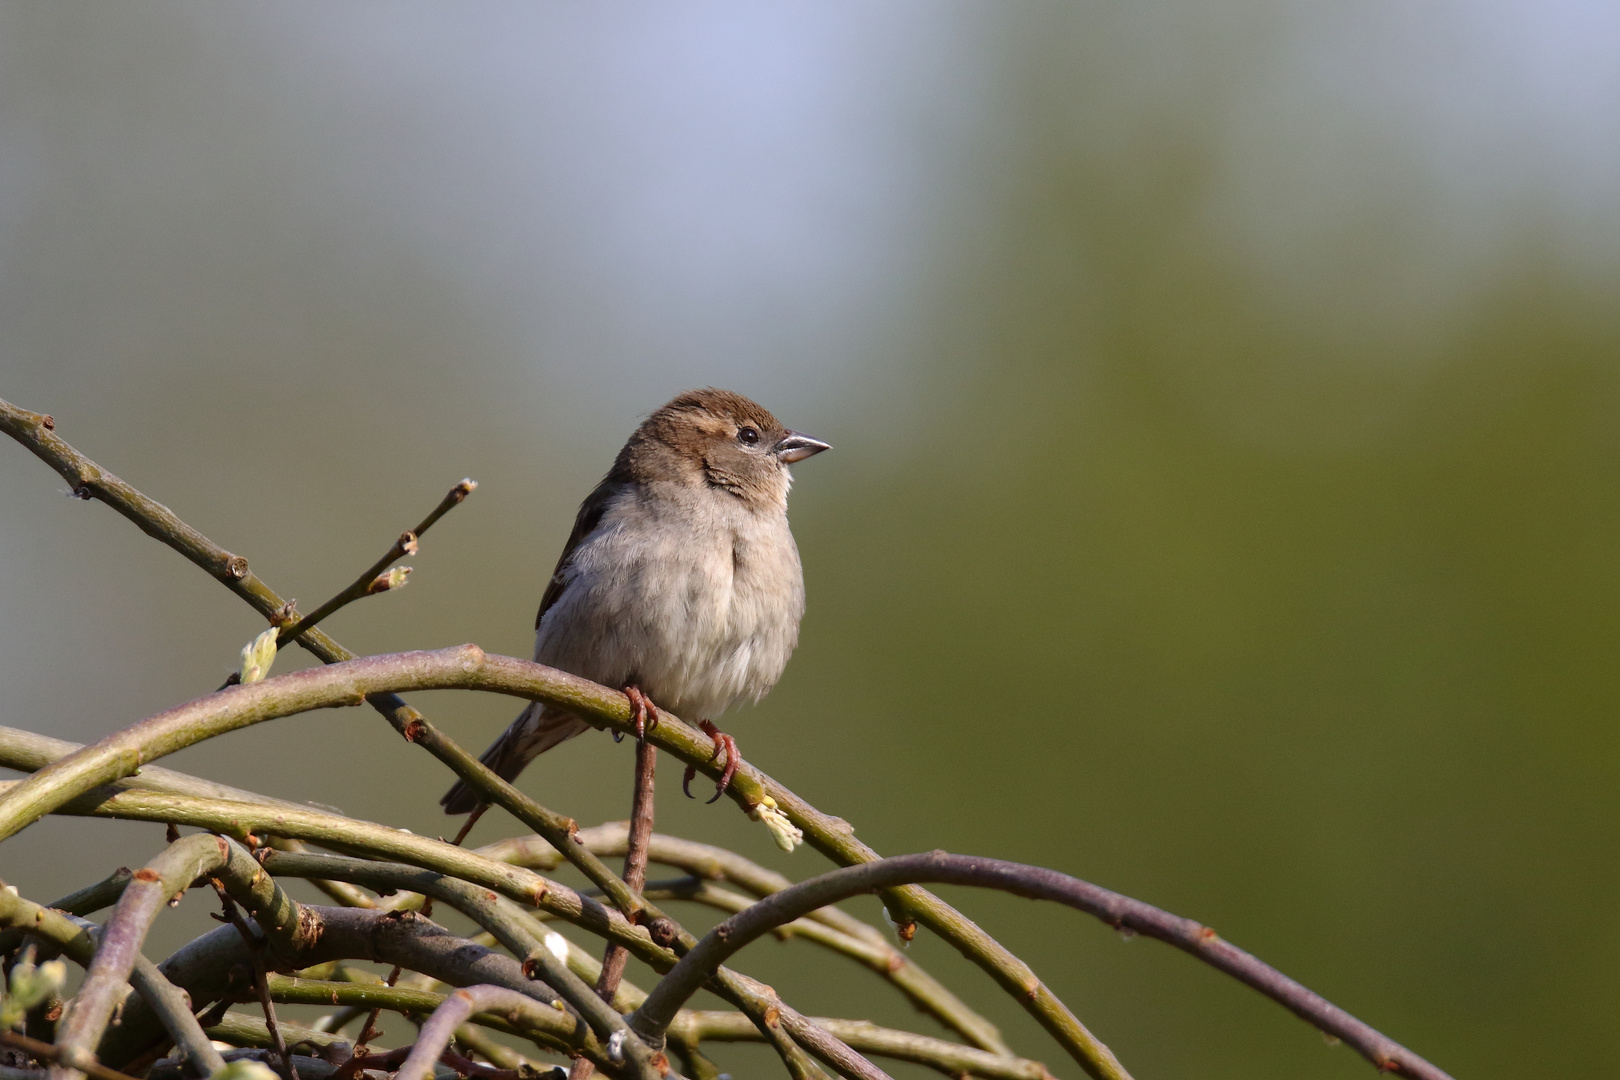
left=674, top=1013, right=1053, bottom=1080
left=273, top=478, right=476, bottom=649
left=253, top=850, right=641, bottom=1058
left=393, top=986, right=548, bottom=1080
left=0, top=886, right=225, bottom=1078
left=207, top=883, right=300, bottom=1080
left=591, top=738, right=658, bottom=1023
left=261, top=975, right=579, bottom=1054
left=631, top=853, right=1453, bottom=1080
left=51, top=835, right=248, bottom=1080
left=494, top=825, right=1007, bottom=1056
left=0, top=869, right=132, bottom=960
left=0, top=725, right=322, bottom=816
left=119, top=906, right=640, bottom=1078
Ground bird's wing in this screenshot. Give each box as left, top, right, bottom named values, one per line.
left=536, top=475, right=626, bottom=630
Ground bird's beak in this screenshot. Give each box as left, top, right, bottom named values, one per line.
left=775, top=431, right=831, bottom=464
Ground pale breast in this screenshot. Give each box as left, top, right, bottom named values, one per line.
left=534, top=482, right=804, bottom=720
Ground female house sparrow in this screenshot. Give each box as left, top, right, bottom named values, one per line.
left=442, top=388, right=830, bottom=814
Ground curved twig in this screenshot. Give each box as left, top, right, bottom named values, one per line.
left=0, top=1034, right=139, bottom=1080
left=631, top=853, right=1452, bottom=1080
left=0, top=725, right=324, bottom=816
left=394, top=986, right=540, bottom=1080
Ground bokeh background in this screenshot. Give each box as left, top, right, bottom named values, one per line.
left=3, top=4, right=1618, bottom=1077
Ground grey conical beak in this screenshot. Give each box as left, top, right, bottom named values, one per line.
left=775, top=431, right=831, bottom=464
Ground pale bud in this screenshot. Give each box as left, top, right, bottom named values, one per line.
left=368, top=566, right=412, bottom=594
left=748, top=795, right=804, bottom=852
left=238, top=626, right=278, bottom=685
left=1, top=953, right=67, bottom=1027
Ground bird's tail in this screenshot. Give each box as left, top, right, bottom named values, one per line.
left=440, top=702, right=592, bottom=815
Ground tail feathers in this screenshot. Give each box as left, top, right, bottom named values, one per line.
left=440, top=703, right=591, bottom=815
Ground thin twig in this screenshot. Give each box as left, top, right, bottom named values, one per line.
left=575, top=739, right=659, bottom=1080
left=393, top=986, right=550, bottom=1080
left=209, top=883, right=301, bottom=1080
left=598, top=742, right=659, bottom=999
left=273, top=478, right=476, bottom=648
left=676, top=1013, right=1054, bottom=1080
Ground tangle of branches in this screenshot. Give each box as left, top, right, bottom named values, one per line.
left=0, top=397, right=1452, bottom=1080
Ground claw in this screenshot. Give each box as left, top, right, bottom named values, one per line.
left=682, top=764, right=698, bottom=799
left=699, top=721, right=740, bottom=804
left=624, top=685, right=660, bottom=740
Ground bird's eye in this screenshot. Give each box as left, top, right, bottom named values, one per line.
left=738, top=426, right=760, bottom=445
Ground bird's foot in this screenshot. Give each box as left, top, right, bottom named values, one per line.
left=682, top=720, right=740, bottom=804
left=616, top=685, right=660, bottom=742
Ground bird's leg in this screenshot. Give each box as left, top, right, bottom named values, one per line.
left=618, top=684, right=660, bottom=742
left=682, top=719, right=741, bottom=803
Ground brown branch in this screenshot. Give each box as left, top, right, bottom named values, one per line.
left=599, top=738, right=658, bottom=1001
left=631, top=853, right=1454, bottom=1080
left=121, top=905, right=643, bottom=1078
left=393, top=986, right=555, bottom=1080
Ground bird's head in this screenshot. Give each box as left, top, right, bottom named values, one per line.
left=624, top=388, right=830, bottom=509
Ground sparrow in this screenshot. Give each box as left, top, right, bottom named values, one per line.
left=441, top=388, right=830, bottom=814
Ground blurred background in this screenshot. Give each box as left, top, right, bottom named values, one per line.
left=3, top=3, right=1617, bottom=1077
